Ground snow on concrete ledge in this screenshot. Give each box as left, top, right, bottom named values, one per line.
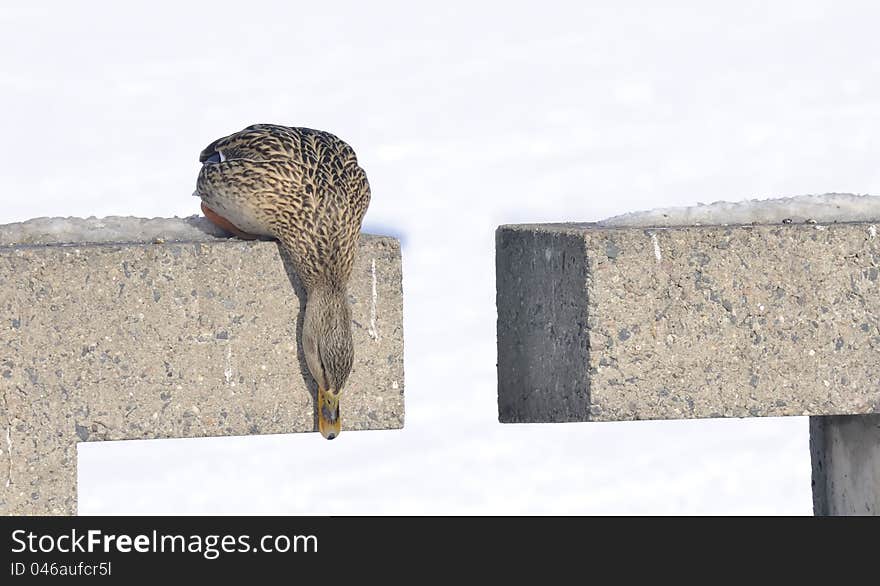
left=0, top=217, right=404, bottom=515
left=601, top=193, right=880, bottom=228
left=496, top=194, right=880, bottom=424
left=0, top=215, right=232, bottom=246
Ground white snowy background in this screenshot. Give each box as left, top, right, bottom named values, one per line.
left=4, top=0, right=879, bottom=514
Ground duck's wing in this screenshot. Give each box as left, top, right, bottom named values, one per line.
left=199, top=124, right=298, bottom=163
left=196, top=124, right=372, bottom=288
left=204, top=125, right=369, bottom=209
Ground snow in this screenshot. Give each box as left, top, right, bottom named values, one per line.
left=11, top=191, right=875, bottom=248
left=602, top=193, right=880, bottom=227
left=0, top=215, right=228, bottom=246
left=8, top=0, right=880, bottom=514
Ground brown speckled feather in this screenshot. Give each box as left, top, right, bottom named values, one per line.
left=196, top=124, right=371, bottom=289
left=194, top=124, right=371, bottom=438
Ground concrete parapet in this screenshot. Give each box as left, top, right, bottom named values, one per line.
left=810, top=415, right=880, bottom=515
left=0, top=218, right=404, bottom=514
left=497, top=221, right=880, bottom=423
left=497, top=220, right=880, bottom=515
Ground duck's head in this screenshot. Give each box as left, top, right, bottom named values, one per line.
left=302, top=286, right=354, bottom=440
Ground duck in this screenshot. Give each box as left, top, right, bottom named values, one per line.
left=194, top=124, right=371, bottom=440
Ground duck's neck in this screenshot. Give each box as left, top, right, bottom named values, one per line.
left=305, top=283, right=349, bottom=317
left=303, top=284, right=354, bottom=390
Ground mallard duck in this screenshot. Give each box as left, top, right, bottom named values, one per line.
left=194, top=124, right=371, bottom=440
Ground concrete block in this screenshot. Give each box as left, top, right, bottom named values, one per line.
left=0, top=219, right=404, bottom=515
left=810, top=414, right=880, bottom=515
left=497, top=222, right=880, bottom=423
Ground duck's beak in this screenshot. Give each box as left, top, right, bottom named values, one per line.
left=318, top=387, right=341, bottom=440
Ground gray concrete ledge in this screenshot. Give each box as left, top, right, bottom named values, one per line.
left=0, top=222, right=404, bottom=514
left=497, top=221, right=880, bottom=423
left=810, top=414, right=880, bottom=515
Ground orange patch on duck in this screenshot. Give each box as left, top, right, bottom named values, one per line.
left=201, top=202, right=262, bottom=240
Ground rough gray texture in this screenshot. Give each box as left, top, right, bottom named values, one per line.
left=0, top=225, right=404, bottom=515
left=497, top=221, right=880, bottom=423
left=810, top=414, right=880, bottom=516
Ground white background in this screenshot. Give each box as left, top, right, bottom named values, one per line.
left=4, top=1, right=878, bottom=514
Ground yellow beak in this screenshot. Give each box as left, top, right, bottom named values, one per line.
left=318, top=387, right=341, bottom=440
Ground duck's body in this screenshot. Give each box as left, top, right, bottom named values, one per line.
left=194, top=124, right=371, bottom=439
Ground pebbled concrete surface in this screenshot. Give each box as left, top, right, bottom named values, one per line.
left=497, top=221, right=880, bottom=423
left=0, top=221, right=404, bottom=514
